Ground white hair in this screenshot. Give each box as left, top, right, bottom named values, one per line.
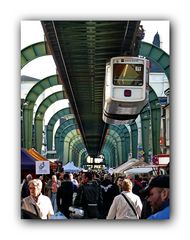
left=28, top=179, right=42, bottom=190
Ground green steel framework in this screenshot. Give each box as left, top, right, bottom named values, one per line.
left=54, top=118, right=77, bottom=151
left=21, top=40, right=169, bottom=167
left=34, top=90, right=66, bottom=152
left=46, top=107, right=73, bottom=151
left=22, top=74, right=61, bottom=149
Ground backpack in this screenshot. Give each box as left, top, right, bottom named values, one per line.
left=82, top=182, right=101, bottom=218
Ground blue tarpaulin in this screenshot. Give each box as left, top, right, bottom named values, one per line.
left=21, top=148, right=36, bottom=171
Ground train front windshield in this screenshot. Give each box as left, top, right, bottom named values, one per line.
left=113, top=63, right=144, bottom=86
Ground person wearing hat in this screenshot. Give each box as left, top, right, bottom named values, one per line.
left=21, top=179, right=54, bottom=219
left=144, top=175, right=169, bottom=219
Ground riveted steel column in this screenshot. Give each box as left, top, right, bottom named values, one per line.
left=140, top=105, right=151, bottom=163
left=102, top=149, right=111, bottom=167
left=107, top=136, right=118, bottom=167
left=75, top=142, right=84, bottom=166
left=150, top=91, right=161, bottom=156
left=117, top=127, right=128, bottom=164
left=47, top=125, right=53, bottom=151
left=109, top=126, right=124, bottom=163
left=35, top=113, right=43, bottom=153
left=69, top=134, right=80, bottom=165
left=80, top=151, right=85, bottom=167
left=109, top=129, right=123, bottom=165
left=81, top=151, right=88, bottom=167
left=82, top=151, right=88, bottom=167
left=47, top=108, right=72, bottom=150
left=104, top=139, right=117, bottom=167
left=59, top=125, right=78, bottom=163
left=64, top=140, right=70, bottom=164
left=78, top=149, right=85, bottom=167
left=120, top=138, right=126, bottom=164
left=55, top=132, right=63, bottom=162
left=55, top=118, right=77, bottom=162
left=117, top=139, right=123, bottom=165
left=111, top=147, right=116, bottom=167
left=123, top=126, right=130, bottom=162
left=64, top=131, right=76, bottom=164
left=55, top=134, right=59, bottom=157
left=23, top=105, right=34, bottom=149
left=119, top=128, right=130, bottom=164
left=130, top=122, right=138, bottom=158
left=69, top=143, right=73, bottom=163
left=59, top=138, right=64, bottom=163
left=104, top=141, right=115, bottom=167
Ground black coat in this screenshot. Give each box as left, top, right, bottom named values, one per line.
left=100, top=179, right=120, bottom=218
left=21, top=181, right=30, bottom=199
left=57, top=181, right=74, bottom=218
left=74, top=181, right=103, bottom=219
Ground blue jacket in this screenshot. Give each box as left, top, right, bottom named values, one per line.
left=147, top=206, right=170, bottom=220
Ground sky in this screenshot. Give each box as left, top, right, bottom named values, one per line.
left=21, top=21, right=56, bottom=80
left=141, top=20, right=169, bottom=53
left=21, top=20, right=169, bottom=80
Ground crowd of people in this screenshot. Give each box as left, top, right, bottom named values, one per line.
left=21, top=168, right=170, bottom=220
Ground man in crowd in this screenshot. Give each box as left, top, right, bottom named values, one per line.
left=57, top=173, right=75, bottom=218
left=144, top=175, right=169, bottom=219
left=100, top=173, right=120, bottom=218
left=74, top=171, right=103, bottom=219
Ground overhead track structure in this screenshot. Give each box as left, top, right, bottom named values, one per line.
left=21, top=26, right=169, bottom=167
left=41, top=20, right=142, bottom=157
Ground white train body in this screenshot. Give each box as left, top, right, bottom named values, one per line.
left=102, top=56, right=149, bottom=124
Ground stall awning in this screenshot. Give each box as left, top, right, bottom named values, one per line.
left=113, top=159, right=145, bottom=174
left=125, top=167, right=153, bottom=174
left=21, top=148, right=36, bottom=171
left=27, top=148, right=58, bottom=172
left=27, top=148, right=47, bottom=161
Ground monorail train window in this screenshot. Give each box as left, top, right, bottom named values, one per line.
left=113, top=64, right=144, bottom=86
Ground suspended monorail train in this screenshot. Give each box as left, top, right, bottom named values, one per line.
left=102, top=56, right=149, bottom=124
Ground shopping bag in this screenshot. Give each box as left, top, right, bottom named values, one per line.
left=69, top=206, right=84, bottom=219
